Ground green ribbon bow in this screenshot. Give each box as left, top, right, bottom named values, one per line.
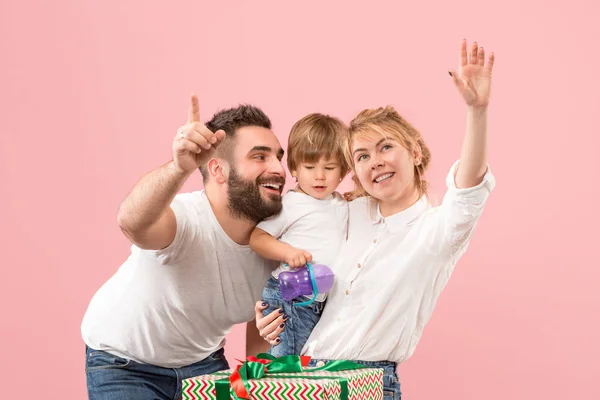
left=215, top=354, right=366, bottom=400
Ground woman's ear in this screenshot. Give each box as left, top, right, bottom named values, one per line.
left=413, top=146, right=423, bottom=165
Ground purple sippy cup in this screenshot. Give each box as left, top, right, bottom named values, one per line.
left=278, top=263, right=335, bottom=306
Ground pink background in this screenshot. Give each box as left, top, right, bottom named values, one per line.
left=1, top=0, right=599, bottom=399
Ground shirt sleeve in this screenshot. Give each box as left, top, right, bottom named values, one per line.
left=148, top=193, right=199, bottom=265
left=256, top=207, right=289, bottom=239
left=439, top=160, right=496, bottom=254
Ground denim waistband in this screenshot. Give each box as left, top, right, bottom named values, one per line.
left=264, top=276, right=325, bottom=310
left=266, top=276, right=281, bottom=288
left=308, top=358, right=398, bottom=375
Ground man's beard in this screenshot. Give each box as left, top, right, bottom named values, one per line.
left=227, top=167, right=284, bottom=223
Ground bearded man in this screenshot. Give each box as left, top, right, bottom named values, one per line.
left=81, top=95, right=286, bottom=400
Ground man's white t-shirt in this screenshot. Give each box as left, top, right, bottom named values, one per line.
left=81, top=190, right=274, bottom=368
left=256, top=190, right=348, bottom=302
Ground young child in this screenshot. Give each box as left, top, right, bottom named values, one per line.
left=249, top=113, right=350, bottom=357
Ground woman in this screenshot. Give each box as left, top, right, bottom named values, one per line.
left=255, top=39, right=496, bottom=400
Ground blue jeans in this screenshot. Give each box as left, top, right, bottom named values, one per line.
left=85, top=345, right=229, bottom=400
left=308, top=359, right=401, bottom=400
left=261, top=277, right=324, bottom=356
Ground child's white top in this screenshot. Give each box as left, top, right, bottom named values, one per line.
left=302, top=161, right=496, bottom=363
left=257, top=190, right=349, bottom=301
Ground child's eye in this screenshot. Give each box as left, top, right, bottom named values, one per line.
left=304, top=165, right=315, bottom=170
left=325, top=167, right=336, bottom=171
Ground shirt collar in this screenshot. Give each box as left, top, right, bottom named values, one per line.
left=372, top=196, right=430, bottom=232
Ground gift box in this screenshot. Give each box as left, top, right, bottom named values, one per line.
left=182, top=355, right=384, bottom=400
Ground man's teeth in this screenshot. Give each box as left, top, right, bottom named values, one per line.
left=260, top=183, right=281, bottom=190
left=375, top=173, right=393, bottom=183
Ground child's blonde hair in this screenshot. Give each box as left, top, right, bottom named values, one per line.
left=287, top=113, right=350, bottom=176
left=344, top=106, right=432, bottom=201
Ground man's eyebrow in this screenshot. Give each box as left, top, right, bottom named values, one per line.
left=249, top=146, right=272, bottom=153
left=249, top=146, right=284, bottom=160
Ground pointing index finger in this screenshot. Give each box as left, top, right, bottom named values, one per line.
left=188, top=93, right=200, bottom=123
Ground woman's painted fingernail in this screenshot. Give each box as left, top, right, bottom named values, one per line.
left=278, top=309, right=284, bottom=314
left=262, top=302, right=268, bottom=307
left=275, top=338, right=281, bottom=342
left=279, top=323, right=285, bottom=328
left=282, top=314, right=289, bottom=320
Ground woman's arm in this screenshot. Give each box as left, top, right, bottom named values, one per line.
left=449, top=39, right=495, bottom=188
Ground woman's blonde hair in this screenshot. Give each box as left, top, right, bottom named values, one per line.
left=344, top=106, right=431, bottom=201
left=287, top=113, right=350, bottom=176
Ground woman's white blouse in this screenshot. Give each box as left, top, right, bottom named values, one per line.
left=302, top=161, right=496, bottom=363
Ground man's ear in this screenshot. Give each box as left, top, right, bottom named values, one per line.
left=207, top=158, right=229, bottom=184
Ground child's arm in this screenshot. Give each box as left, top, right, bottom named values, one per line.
left=449, top=39, right=495, bottom=188
left=250, top=228, right=312, bottom=268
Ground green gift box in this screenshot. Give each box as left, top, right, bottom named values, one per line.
left=182, top=356, right=383, bottom=400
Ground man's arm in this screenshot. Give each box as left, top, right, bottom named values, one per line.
left=117, top=94, right=225, bottom=250
left=117, top=161, right=191, bottom=250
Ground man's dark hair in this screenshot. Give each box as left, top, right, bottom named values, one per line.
left=199, top=105, right=272, bottom=181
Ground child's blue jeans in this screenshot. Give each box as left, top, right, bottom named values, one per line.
left=261, top=276, right=324, bottom=356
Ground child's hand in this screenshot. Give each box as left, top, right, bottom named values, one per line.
left=284, top=248, right=313, bottom=269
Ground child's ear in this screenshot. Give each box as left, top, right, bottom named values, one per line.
left=291, top=170, right=297, bottom=181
